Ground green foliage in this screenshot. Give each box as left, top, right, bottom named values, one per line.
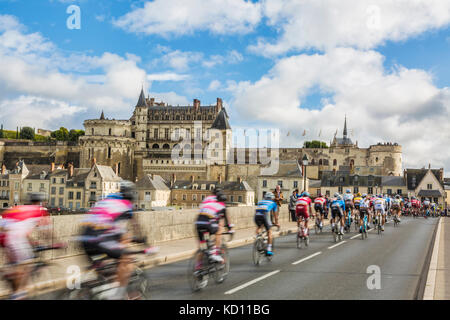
left=68, top=129, right=85, bottom=142
left=20, top=127, right=35, bottom=140
left=51, top=127, right=69, bottom=141
left=303, top=140, right=328, bottom=148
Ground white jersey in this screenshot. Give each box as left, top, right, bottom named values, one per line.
left=359, top=198, right=369, bottom=209
left=423, top=200, right=430, bottom=207
left=374, top=198, right=385, bottom=210
left=344, top=193, right=354, bottom=202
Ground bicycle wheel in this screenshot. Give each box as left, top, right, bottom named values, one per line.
left=304, top=236, right=309, bottom=247
left=187, top=250, right=208, bottom=292
left=252, top=238, right=263, bottom=265
left=314, top=223, right=319, bottom=235
left=266, top=237, right=274, bottom=262
left=296, top=231, right=302, bottom=249
left=127, top=267, right=150, bottom=300
left=214, top=245, right=230, bottom=284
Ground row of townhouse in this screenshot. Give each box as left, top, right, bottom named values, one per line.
left=1, top=160, right=121, bottom=210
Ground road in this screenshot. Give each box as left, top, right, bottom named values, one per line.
left=40, top=216, right=438, bottom=300
left=145, top=216, right=437, bottom=300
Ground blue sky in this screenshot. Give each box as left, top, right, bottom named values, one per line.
left=0, top=0, right=449, bottom=169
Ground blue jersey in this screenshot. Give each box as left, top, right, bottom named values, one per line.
left=255, top=200, right=277, bottom=216
left=331, top=199, right=346, bottom=211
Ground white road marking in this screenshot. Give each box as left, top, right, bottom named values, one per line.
left=292, top=251, right=322, bottom=265
left=328, top=241, right=347, bottom=249
left=423, top=217, right=442, bottom=300
left=224, top=270, right=280, bottom=295
left=350, top=234, right=361, bottom=239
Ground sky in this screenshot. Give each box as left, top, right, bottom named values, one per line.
left=0, top=0, right=449, bottom=172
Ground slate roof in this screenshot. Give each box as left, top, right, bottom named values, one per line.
left=136, top=174, right=170, bottom=190
left=260, top=161, right=302, bottom=177
left=381, top=176, right=406, bottom=187
left=95, top=165, right=122, bottom=182
left=172, top=180, right=253, bottom=191
left=417, top=190, right=443, bottom=197
left=405, top=169, right=442, bottom=190
left=136, top=88, right=148, bottom=107
left=321, top=171, right=382, bottom=187
left=211, top=108, right=231, bottom=130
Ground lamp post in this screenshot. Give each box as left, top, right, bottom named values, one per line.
left=302, top=154, right=308, bottom=193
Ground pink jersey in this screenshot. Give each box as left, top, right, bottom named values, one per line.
left=89, top=198, right=133, bottom=221
left=199, top=195, right=226, bottom=220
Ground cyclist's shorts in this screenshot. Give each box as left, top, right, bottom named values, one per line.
left=314, top=203, right=324, bottom=215
left=345, top=201, right=354, bottom=209
left=296, top=205, right=310, bottom=220
left=254, top=212, right=272, bottom=231
left=376, top=208, right=386, bottom=215
left=354, top=203, right=360, bottom=210
left=331, top=206, right=343, bottom=219
left=392, top=206, right=401, bottom=213
left=83, top=239, right=125, bottom=261
left=195, top=215, right=219, bottom=241
left=359, top=208, right=368, bottom=218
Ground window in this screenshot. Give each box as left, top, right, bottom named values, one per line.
left=238, top=196, right=243, bottom=202
left=434, top=197, right=438, bottom=203
left=230, top=196, right=234, bottom=202
left=427, top=184, right=432, bottom=190
left=90, top=182, right=97, bottom=189
left=27, top=183, right=32, bottom=191
left=52, top=178, right=56, bottom=183
left=76, top=202, right=81, bottom=209
left=90, top=191, right=96, bottom=200
left=338, top=186, right=343, bottom=193
left=192, top=194, right=197, bottom=201
left=165, top=128, right=169, bottom=139
left=326, top=190, right=330, bottom=196
left=58, top=198, right=63, bottom=207
left=14, top=182, right=19, bottom=190
left=68, top=202, right=73, bottom=209
left=183, top=194, right=186, bottom=201
left=61, top=178, right=65, bottom=184
left=277, top=180, right=283, bottom=188
left=368, top=187, right=373, bottom=194
left=293, top=181, right=298, bottom=188
left=76, top=192, right=81, bottom=200
left=109, top=128, right=112, bottom=136
left=51, top=187, right=56, bottom=195
left=397, top=189, right=402, bottom=195
left=262, top=180, right=267, bottom=188
left=40, top=183, right=45, bottom=191
left=145, top=192, right=151, bottom=201
left=91, top=128, right=94, bottom=135
left=333, top=159, right=337, bottom=166
left=387, top=189, right=392, bottom=195
left=51, top=198, right=55, bottom=206
left=59, top=187, right=64, bottom=195
left=117, top=162, right=121, bottom=175
left=354, top=187, right=359, bottom=194
left=68, top=192, right=74, bottom=200
left=108, top=147, right=111, bottom=159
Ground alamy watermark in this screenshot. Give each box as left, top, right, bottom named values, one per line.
left=66, top=5, right=81, bottom=30
left=366, top=265, right=381, bottom=290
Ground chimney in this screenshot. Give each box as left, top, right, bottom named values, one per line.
left=440, top=168, right=444, bottom=182
left=91, top=158, right=97, bottom=168
left=51, top=162, right=55, bottom=172
left=216, top=98, right=223, bottom=112
left=115, top=163, right=119, bottom=176
left=193, top=99, right=200, bottom=111
left=218, top=174, right=222, bottom=184
left=150, top=98, right=155, bottom=106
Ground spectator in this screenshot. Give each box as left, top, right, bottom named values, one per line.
left=289, top=189, right=298, bottom=222
left=273, top=185, right=284, bottom=227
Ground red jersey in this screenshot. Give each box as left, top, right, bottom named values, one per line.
left=296, top=196, right=312, bottom=207
left=314, top=197, right=326, bottom=207
left=411, top=199, right=420, bottom=208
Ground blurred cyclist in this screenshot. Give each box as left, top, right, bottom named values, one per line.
left=254, top=192, right=277, bottom=256
left=79, top=181, right=154, bottom=300
left=0, top=192, right=51, bottom=300
left=195, top=188, right=233, bottom=264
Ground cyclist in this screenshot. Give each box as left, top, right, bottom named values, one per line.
left=79, top=181, right=155, bottom=300
left=195, top=188, right=233, bottom=264
left=330, top=193, right=346, bottom=235
left=374, top=194, right=386, bottom=231
left=313, top=193, right=326, bottom=229
left=343, top=189, right=354, bottom=229
left=423, top=198, right=431, bottom=217
left=358, top=194, right=370, bottom=233
left=391, top=195, right=403, bottom=222
left=296, top=191, right=312, bottom=238
left=411, top=196, right=421, bottom=216
left=353, top=192, right=362, bottom=221
left=0, top=193, right=52, bottom=300
left=254, top=192, right=277, bottom=256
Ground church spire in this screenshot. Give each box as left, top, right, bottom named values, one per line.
left=136, top=86, right=148, bottom=107
left=100, top=110, right=105, bottom=120
left=343, top=115, right=347, bottom=139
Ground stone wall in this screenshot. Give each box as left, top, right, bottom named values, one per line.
left=45, top=204, right=290, bottom=260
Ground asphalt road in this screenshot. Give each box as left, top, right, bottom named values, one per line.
left=145, top=216, right=438, bottom=300
left=39, top=216, right=438, bottom=300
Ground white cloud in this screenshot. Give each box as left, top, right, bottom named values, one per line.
left=0, top=14, right=189, bottom=128
left=150, top=92, right=190, bottom=106
left=154, top=49, right=203, bottom=71
left=147, top=72, right=189, bottom=81
left=0, top=95, right=86, bottom=129
left=208, top=80, right=221, bottom=91
left=229, top=48, right=450, bottom=169
left=113, top=0, right=261, bottom=37
left=202, top=50, right=244, bottom=68
left=249, top=0, right=450, bottom=55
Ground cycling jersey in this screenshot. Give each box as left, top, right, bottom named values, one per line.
left=0, top=205, right=48, bottom=263
left=314, top=197, right=326, bottom=207
left=344, top=193, right=354, bottom=202
left=423, top=201, right=430, bottom=207
left=330, top=198, right=345, bottom=219
left=255, top=199, right=277, bottom=231
left=411, top=199, right=420, bottom=208
left=196, top=195, right=228, bottom=241
left=374, top=198, right=386, bottom=213
left=296, top=196, right=312, bottom=219
left=392, top=198, right=402, bottom=208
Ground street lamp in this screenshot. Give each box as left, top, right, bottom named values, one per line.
left=302, top=154, right=308, bottom=193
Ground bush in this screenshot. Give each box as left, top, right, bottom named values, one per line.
left=20, top=127, right=35, bottom=140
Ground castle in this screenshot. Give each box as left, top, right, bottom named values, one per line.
left=0, top=89, right=403, bottom=196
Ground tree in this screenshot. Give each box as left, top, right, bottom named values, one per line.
left=303, top=140, right=328, bottom=148
left=51, top=127, right=69, bottom=141
left=20, top=127, right=35, bottom=140
left=69, top=129, right=85, bottom=142
left=0, top=124, right=3, bottom=139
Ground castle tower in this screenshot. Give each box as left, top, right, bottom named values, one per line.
left=209, top=108, right=232, bottom=166
left=133, top=87, right=149, bottom=151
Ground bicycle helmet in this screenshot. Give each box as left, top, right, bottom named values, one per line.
left=28, top=192, right=46, bottom=203
left=334, top=192, right=340, bottom=198
left=395, top=195, right=400, bottom=199
left=362, top=193, right=367, bottom=198
left=302, top=191, right=310, bottom=197
left=264, top=192, right=275, bottom=200
left=337, top=195, right=343, bottom=201
left=119, top=180, right=137, bottom=202
left=346, top=189, right=351, bottom=193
